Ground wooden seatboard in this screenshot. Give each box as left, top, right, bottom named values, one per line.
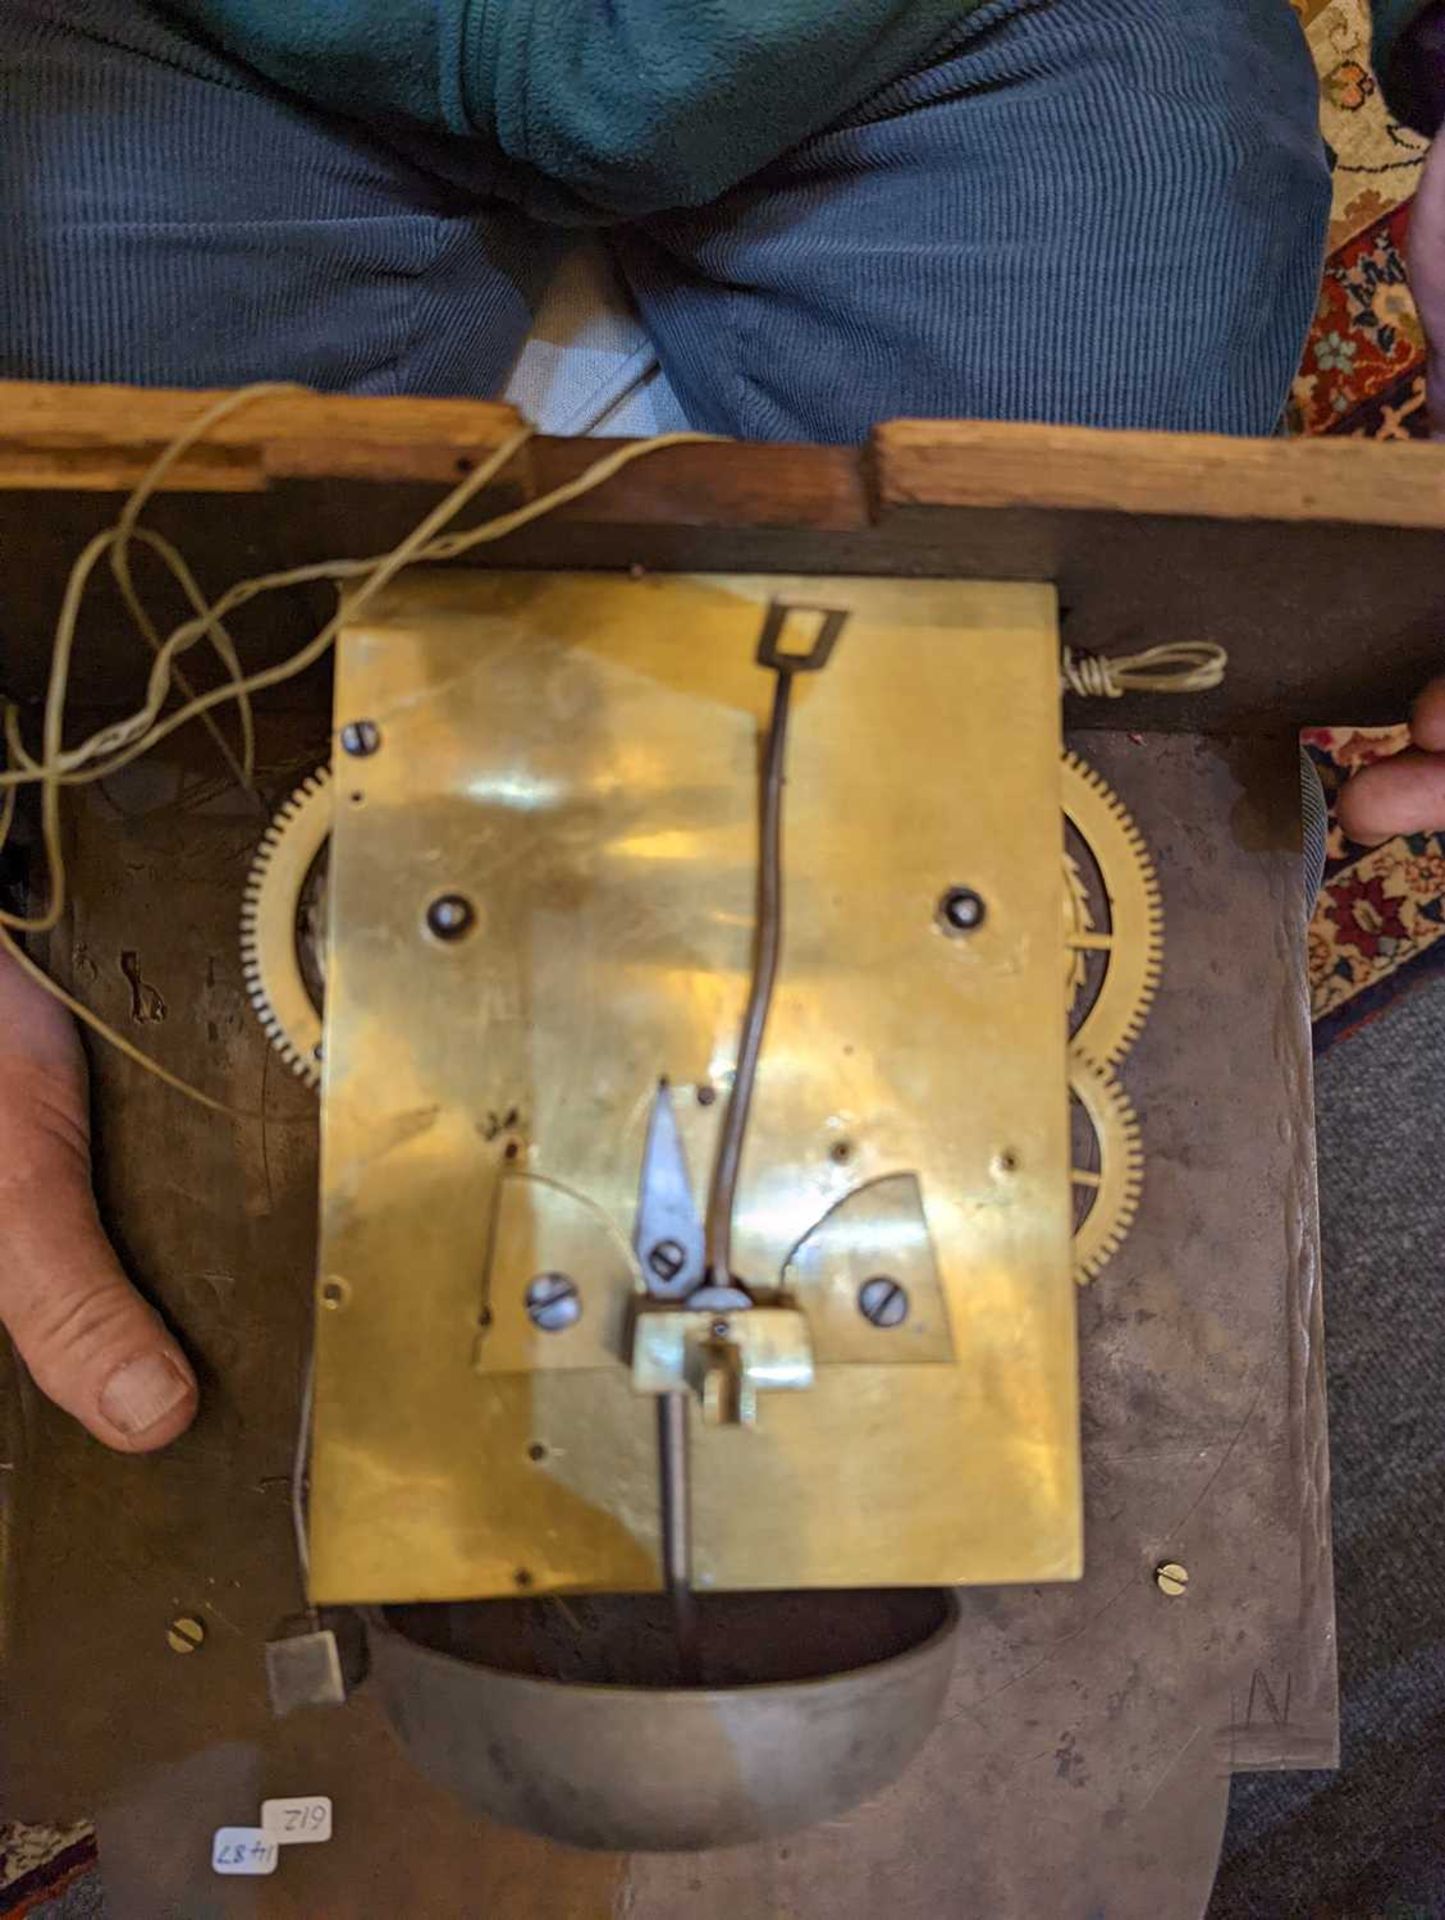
left=1, top=381, right=1442, bottom=734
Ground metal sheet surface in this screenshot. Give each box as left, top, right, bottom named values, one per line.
left=311, top=572, right=1078, bottom=1602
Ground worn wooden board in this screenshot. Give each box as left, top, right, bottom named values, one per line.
left=0, top=382, right=1442, bottom=731
left=622, top=732, right=1335, bottom=1918
left=0, top=719, right=623, bottom=1913
left=0, top=718, right=1331, bottom=1919
left=2, top=380, right=1438, bottom=524
left=0, top=381, right=525, bottom=492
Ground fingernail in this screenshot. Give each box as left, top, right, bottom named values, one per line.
left=99, top=1351, right=194, bottom=1436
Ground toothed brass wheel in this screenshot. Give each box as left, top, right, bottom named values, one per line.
left=1061, top=751, right=1162, bottom=1066
left=240, top=766, right=332, bottom=1088
left=1068, top=1047, right=1143, bottom=1286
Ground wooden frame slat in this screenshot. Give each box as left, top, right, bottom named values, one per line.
left=1, top=382, right=1442, bottom=731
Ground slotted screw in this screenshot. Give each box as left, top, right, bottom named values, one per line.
left=526, top=1272, right=581, bottom=1332
left=1155, top=1562, right=1189, bottom=1598
left=340, top=720, right=380, bottom=757
left=858, top=1275, right=909, bottom=1328
left=647, top=1239, right=686, bottom=1284
left=167, top=1614, right=206, bottom=1654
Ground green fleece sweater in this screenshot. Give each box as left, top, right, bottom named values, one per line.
left=163, top=1, right=974, bottom=219
left=162, top=1, right=1445, bottom=220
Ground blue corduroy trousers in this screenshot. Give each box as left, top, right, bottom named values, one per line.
left=1, top=0, right=1329, bottom=438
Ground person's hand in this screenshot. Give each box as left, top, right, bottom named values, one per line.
left=0, top=944, right=197, bottom=1450
left=1337, top=675, right=1445, bottom=843
left=1368, top=65, right=1445, bottom=845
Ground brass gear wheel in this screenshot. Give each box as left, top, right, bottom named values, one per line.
left=240, top=765, right=332, bottom=1088
left=1068, top=1047, right=1143, bottom=1286
left=1061, top=750, right=1162, bottom=1065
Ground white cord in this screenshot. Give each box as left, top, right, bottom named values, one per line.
left=1061, top=640, right=1227, bottom=698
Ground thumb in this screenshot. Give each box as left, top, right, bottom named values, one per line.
left=0, top=1052, right=197, bottom=1453
left=1337, top=747, right=1445, bottom=845
left=1336, top=675, right=1445, bottom=845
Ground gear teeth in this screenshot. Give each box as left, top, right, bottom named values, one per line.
left=1062, top=749, right=1162, bottom=1066
left=240, top=766, right=332, bottom=1090
left=1062, top=848, right=1092, bottom=1021
left=1068, top=1045, right=1143, bottom=1286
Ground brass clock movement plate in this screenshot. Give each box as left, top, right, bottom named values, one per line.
left=296, top=571, right=1082, bottom=1604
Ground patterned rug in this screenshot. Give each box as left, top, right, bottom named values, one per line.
left=1307, top=728, right=1445, bottom=1051
left=1, top=4, right=1439, bottom=1912
left=1291, top=0, right=1430, bottom=441
left=0, top=1826, right=97, bottom=1918
left=1292, top=0, right=1445, bottom=1058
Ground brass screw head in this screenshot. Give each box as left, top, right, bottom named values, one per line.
left=1154, top=1561, right=1189, bottom=1598
left=167, top=1614, right=206, bottom=1653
